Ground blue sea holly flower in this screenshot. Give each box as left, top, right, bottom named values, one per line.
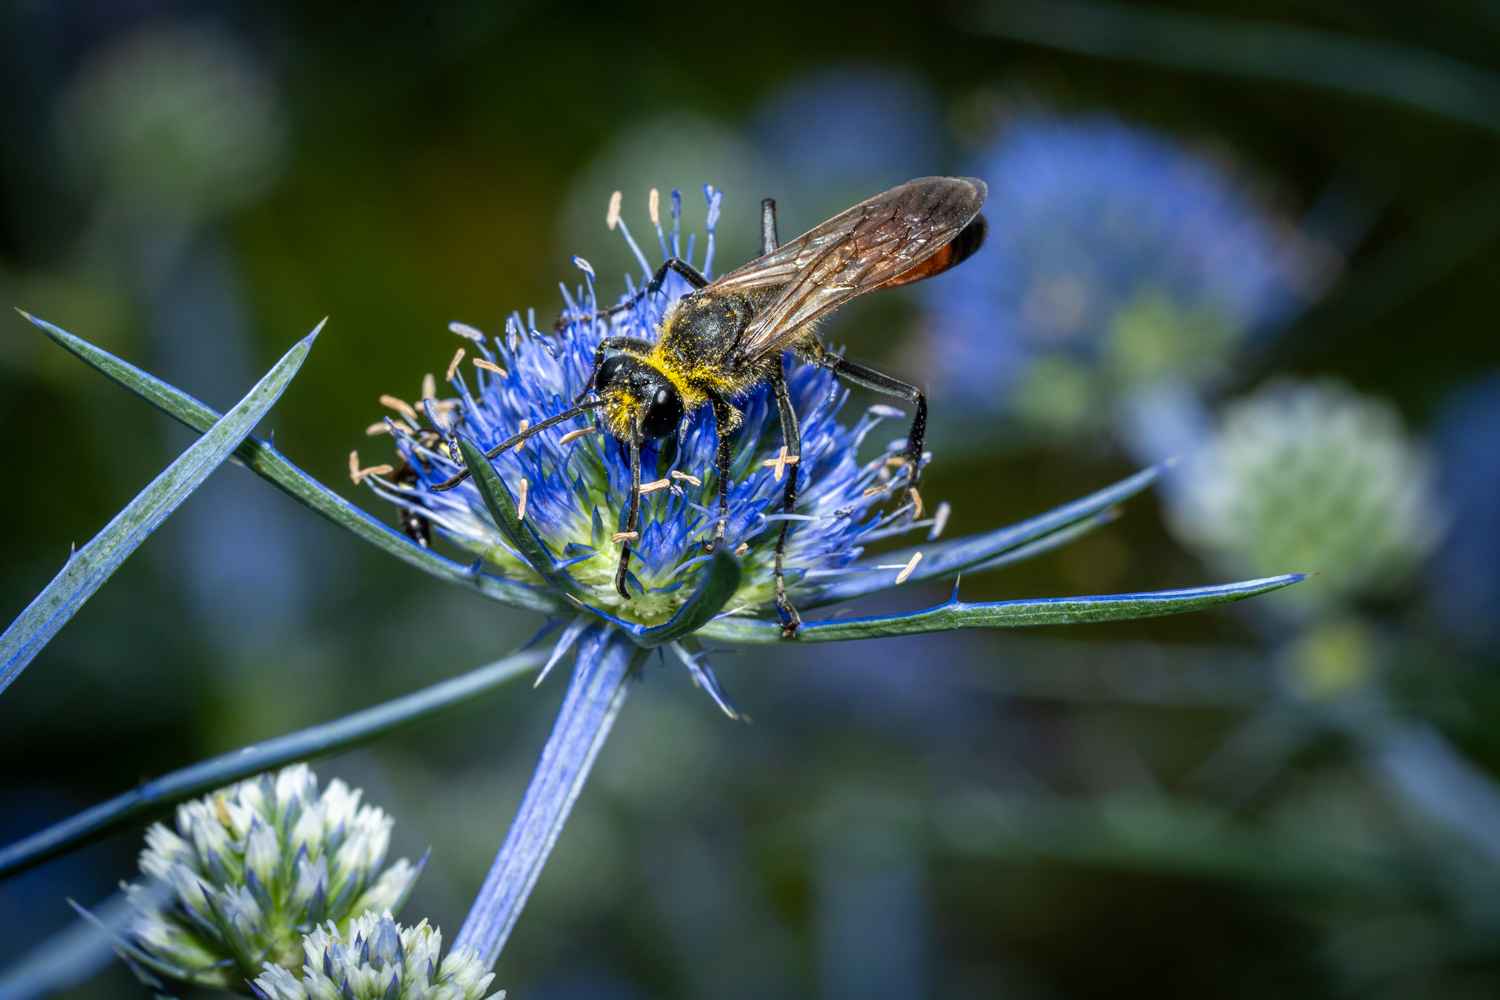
left=116, top=765, right=423, bottom=990
left=918, top=113, right=1329, bottom=446
left=359, top=192, right=922, bottom=631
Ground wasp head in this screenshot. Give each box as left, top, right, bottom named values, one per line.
left=594, top=354, right=684, bottom=443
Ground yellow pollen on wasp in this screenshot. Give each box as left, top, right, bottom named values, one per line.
left=474, top=358, right=507, bottom=377
left=514, top=420, right=530, bottom=453
left=446, top=348, right=466, bottom=381
left=894, top=551, right=922, bottom=585
left=863, top=484, right=889, bottom=498
left=516, top=478, right=529, bottom=521
left=558, top=427, right=596, bottom=444
left=612, top=531, right=639, bottom=543
left=380, top=394, right=419, bottom=423
left=639, top=478, right=670, bottom=494
left=606, top=190, right=622, bottom=230
left=649, top=188, right=660, bottom=227
left=670, top=470, right=702, bottom=486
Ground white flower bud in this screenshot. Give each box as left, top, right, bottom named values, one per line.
left=252, top=911, right=499, bottom=1000
left=124, top=765, right=422, bottom=991
left=1170, top=378, right=1441, bottom=616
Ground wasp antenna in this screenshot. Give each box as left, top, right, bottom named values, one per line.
left=429, top=400, right=604, bottom=492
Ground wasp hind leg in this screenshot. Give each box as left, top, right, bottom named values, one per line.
left=770, top=369, right=803, bottom=637
left=811, top=352, right=927, bottom=519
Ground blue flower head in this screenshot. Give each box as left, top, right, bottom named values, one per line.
left=360, top=187, right=925, bottom=629
left=920, top=113, right=1320, bottom=438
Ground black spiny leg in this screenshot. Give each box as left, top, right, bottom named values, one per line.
left=810, top=352, right=928, bottom=518
left=770, top=369, right=803, bottom=637
left=614, top=436, right=644, bottom=598
left=708, top=396, right=736, bottom=551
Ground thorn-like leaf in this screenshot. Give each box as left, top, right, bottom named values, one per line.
left=810, top=464, right=1161, bottom=606
left=23, top=314, right=569, bottom=619
left=0, top=320, right=316, bottom=696
left=0, top=648, right=546, bottom=882
left=698, top=574, right=1307, bottom=643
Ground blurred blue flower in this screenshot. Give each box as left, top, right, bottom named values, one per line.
left=751, top=66, right=943, bottom=228
left=1429, top=370, right=1500, bottom=652
left=361, top=191, right=926, bottom=633
left=919, top=113, right=1324, bottom=444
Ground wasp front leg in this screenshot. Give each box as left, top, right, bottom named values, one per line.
left=770, top=369, right=803, bottom=637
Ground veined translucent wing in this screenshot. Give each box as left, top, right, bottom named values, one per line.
left=712, top=176, right=988, bottom=363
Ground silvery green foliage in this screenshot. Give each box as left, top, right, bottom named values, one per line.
left=1170, top=378, right=1440, bottom=613
left=252, top=911, right=497, bottom=1000
left=123, top=764, right=421, bottom=990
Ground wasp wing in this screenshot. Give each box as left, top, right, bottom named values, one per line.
left=712, top=176, right=987, bottom=362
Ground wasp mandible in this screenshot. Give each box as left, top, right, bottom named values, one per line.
left=433, top=176, right=989, bottom=636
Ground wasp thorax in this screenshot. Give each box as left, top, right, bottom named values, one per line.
left=596, top=354, right=684, bottom=441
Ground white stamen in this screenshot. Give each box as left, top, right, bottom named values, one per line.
left=516, top=478, right=529, bottom=521
left=348, top=451, right=393, bottom=485
left=365, top=422, right=391, bottom=436
left=474, top=358, right=507, bottom=377
left=930, top=501, right=951, bottom=539
left=863, top=484, right=889, bottom=498
left=514, top=420, right=530, bottom=452
left=671, top=470, right=702, bottom=486
left=639, top=478, right=670, bottom=494
left=894, top=551, right=922, bottom=585
left=649, top=188, right=660, bottom=227
left=606, top=191, right=622, bottom=230
left=559, top=427, right=596, bottom=445
left=446, top=348, right=465, bottom=381
left=734, top=543, right=749, bottom=556
left=421, top=373, right=437, bottom=403
left=448, top=321, right=485, bottom=342
left=612, top=531, right=638, bottom=543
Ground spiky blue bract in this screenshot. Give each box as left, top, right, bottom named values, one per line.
left=918, top=113, right=1317, bottom=434
left=365, top=231, right=921, bottom=629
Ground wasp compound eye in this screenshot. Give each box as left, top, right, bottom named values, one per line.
left=597, top=353, right=629, bottom=388
left=641, top=384, right=684, bottom=440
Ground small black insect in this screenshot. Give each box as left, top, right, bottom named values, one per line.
left=434, top=177, right=989, bottom=636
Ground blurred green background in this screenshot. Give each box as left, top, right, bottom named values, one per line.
left=6, top=1, right=1500, bottom=997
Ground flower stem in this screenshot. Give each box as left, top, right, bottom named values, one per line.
left=453, top=626, right=642, bottom=968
